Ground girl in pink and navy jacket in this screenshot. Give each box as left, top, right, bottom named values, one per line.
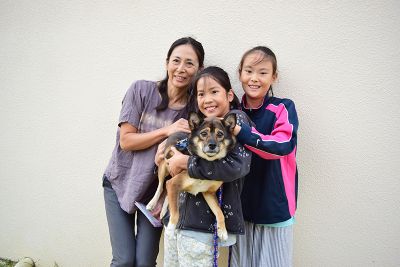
left=231, top=46, right=299, bottom=267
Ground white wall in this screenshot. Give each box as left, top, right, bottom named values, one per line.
left=1, top=1, right=399, bottom=266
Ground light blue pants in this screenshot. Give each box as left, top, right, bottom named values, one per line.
left=103, top=177, right=162, bottom=267
left=163, top=228, right=214, bottom=267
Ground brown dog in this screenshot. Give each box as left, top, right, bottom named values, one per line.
left=146, top=112, right=237, bottom=240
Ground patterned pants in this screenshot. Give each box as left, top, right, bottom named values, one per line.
left=164, top=227, right=215, bottom=267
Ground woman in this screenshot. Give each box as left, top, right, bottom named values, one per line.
left=102, top=37, right=205, bottom=267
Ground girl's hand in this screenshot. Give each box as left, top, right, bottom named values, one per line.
left=154, top=140, right=166, bottom=166
left=165, top=118, right=191, bottom=136
left=167, top=147, right=189, bottom=176
left=233, top=125, right=242, bottom=136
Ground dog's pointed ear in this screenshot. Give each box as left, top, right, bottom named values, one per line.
left=189, top=112, right=202, bottom=130
left=223, top=113, right=236, bottom=133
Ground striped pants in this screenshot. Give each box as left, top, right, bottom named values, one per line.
left=231, top=221, right=293, bottom=267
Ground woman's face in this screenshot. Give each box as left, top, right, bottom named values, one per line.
left=166, top=44, right=200, bottom=91
left=196, top=77, right=233, bottom=118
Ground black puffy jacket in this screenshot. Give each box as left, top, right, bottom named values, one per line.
left=176, top=110, right=252, bottom=234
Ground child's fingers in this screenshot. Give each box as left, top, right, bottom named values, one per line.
left=155, top=141, right=166, bottom=166
left=233, top=125, right=241, bottom=136
left=169, top=146, right=183, bottom=157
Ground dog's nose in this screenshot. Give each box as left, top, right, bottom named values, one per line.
left=208, top=143, right=217, bottom=150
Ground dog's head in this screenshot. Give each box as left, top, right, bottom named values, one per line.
left=188, top=112, right=237, bottom=161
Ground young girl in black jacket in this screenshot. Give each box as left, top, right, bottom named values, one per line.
left=158, top=66, right=252, bottom=266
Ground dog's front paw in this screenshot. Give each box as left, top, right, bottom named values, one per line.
left=218, top=228, right=228, bottom=241
left=146, top=199, right=156, bottom=210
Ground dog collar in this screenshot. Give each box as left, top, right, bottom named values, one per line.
left=175, top=138, right=188, bottom=151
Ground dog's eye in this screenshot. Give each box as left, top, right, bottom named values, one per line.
left=216, top=131, right=224, bottom=138
left=200, top=131, right=208, bottom=138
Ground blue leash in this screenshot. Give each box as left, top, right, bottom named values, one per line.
left=213, top=185, right=223, bottom=267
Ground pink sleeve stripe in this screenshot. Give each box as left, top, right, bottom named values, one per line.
left=245, top=144, right=282, bottom=160
left=281, top=147, right=297, bottom=216
left=250, top=103, right=293, bottom=143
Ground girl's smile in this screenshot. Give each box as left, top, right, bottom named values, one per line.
left=240, top=52, right=277, bottom=108
left=196, top=76, right=234, bottom=118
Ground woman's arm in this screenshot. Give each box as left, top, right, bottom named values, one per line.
left=117, top=80, right=191, bottom=151
left=119, top=118, right=190, bottom=151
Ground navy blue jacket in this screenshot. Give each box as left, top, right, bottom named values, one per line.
left=237, top=95, right=299, bottom=224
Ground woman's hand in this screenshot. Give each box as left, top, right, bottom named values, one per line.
left=165, top=118, right=191, bottom=136
left=167, top=147, right=189, bottom=176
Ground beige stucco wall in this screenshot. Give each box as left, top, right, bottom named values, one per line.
left=1, top=1, right=399, bottom=266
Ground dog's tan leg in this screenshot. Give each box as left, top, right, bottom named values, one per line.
left=146, top=162, right=168, bottom=210
left=165, top=171, right=188, bottom=228
left=160, top=197, right=169, bottom=219
left=202, top=191, right=228, bottom=241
